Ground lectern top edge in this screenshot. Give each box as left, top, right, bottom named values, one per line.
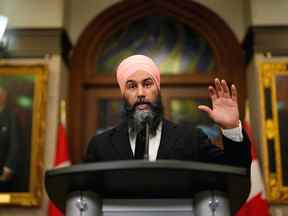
left=46, top=160, right=247, bottom=177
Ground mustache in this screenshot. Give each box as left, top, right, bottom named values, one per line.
left=126, top=96, right=153, bottom=111
left=122, top=95, right=163, bottom=118
left=133, top=101, right=151, bottom=109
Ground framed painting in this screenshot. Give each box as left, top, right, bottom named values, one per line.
left=259, top=62, right=288, bottom=203
left=0, top=65, right=46, bottom=206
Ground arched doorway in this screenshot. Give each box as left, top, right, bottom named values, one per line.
left=70, top=0, right=245, bottom=163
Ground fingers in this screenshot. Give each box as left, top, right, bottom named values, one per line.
left=198, top=105, right=212, bottom=117
left=221, top=79, right=230, bottom=98
left=214, top=78, right=223, bottom=97
left=208, top=85, right=218, bottom=101
left=231, top=84, right=238, bottom=101
left=213, top=78, right=237, bottom=99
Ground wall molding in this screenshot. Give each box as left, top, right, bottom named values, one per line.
left=2, top=28, right=72, bottom=65
left=243, top=26, right=288, bottom=63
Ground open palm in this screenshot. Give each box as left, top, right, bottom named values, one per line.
left=198, top=78, right=239, bottom=129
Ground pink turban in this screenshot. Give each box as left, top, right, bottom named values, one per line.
left=116, top=55, right=160, bottom=95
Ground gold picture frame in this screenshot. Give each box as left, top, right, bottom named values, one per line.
left=259, top=62, right=288, bottom=203
left=0, top=65, right=46, bottom=206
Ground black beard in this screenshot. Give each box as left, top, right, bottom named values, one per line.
left=122, top=95, right=164, bottom=137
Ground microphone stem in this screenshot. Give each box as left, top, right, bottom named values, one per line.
left=144, top=122, right=149, bottom=160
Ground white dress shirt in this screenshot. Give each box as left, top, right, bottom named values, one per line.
left=129, top=121, right=243, bottom=161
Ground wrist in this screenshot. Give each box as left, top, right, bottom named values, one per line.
left=220, top=120, right=240, bottom=129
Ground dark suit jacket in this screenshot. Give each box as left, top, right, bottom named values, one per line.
left=85, top=120, right=251, bottom=168
left=0, top=106, right=22, bottom=173
left=0, top=106, right=22, bottom=192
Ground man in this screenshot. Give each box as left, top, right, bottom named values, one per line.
left=0, top=85, right=21, bottom=192
left=85, top=55, right=251, bottom=168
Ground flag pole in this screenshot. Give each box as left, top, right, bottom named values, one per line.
left=60, top=99, right=66, bottom=127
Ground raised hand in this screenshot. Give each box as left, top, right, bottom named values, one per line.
left=198, top=78, right=239, bottom=129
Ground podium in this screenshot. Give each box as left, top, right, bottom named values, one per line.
left=45, top=160, right=250, bottom=216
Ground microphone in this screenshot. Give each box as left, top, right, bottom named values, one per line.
left=141, top=113, right=152, bottom=161
left=144, top=119, right=150, bottom=160
left=136, top=111, right=152, bottom=160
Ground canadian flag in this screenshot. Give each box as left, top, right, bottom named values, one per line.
left=235, top=103, right=270, bottom=216
left=48, top=100, right=71, bottom=216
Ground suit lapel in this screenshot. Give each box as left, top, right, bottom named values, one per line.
left=157, top=120, right=180, bottom=159
left=112, top=122, right=134, bottom=160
